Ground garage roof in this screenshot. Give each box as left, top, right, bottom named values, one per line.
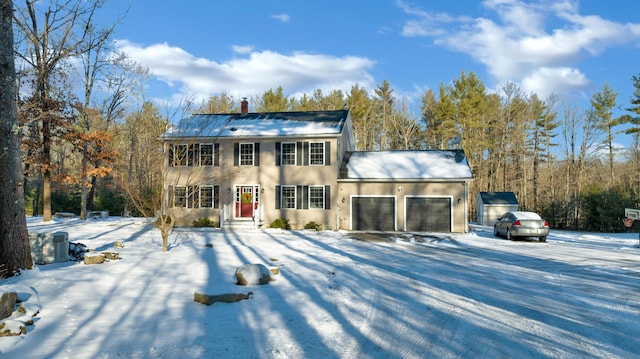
left=339, top=150, right=473, bottom=180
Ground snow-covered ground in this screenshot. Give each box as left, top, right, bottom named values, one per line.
left=1, top=217, right=639, bottom=358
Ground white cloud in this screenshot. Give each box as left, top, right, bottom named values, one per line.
left=520, top=66, right=589, bottom=98
left=396, top=0, right=471, bottom=37
left=115, top=40, right=375, bottom=107
left=232, top=45, right=254, bottom=54
left=398, top=0, right=640, bottom=97
left=271, top=13, right=291, bottom=23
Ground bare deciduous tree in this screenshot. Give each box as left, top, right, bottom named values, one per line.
left=13, top=0, right=112, bottom=221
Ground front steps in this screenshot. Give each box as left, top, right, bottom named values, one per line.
left=221, top=219, right=263, bottom=230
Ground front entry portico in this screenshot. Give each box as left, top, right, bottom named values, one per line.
left=235, top=185, right=260, bottom=219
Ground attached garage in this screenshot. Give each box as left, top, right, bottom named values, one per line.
left=338, top=150, right=474, bottom=233
left=405, top=197, right=452, bottom=232
left=351, top=196, right=395, bottom=231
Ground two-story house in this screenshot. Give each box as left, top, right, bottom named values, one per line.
left=161, top=100, right=473, bottom=232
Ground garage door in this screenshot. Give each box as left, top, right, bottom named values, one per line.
left=406, top=197, right=451, bottom=232
left=352, top=197, right=395, bottom=231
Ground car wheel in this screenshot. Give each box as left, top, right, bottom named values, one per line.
left=539, top=236, right=546, bottom=242
left=507, top=229, right=513, bottom=240
left=494, top=226, right=500, bottom=237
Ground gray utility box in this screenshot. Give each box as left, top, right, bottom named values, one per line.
left=29, top=231, right=69, bottom=264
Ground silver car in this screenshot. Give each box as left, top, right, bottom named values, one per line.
left=493, top=211, right=549, bottom=242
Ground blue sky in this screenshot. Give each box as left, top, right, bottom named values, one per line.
left=101, top=0, right=640, bottom=146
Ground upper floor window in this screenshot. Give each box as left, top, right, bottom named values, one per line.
left=200, top=144, right=213, bottom=166
left=168, top=143, right=218, bottom=167
left=276, top=141, right=330, bottom=166
left=281, top=142, right=297, bottom=166
left=309, top=142, right=325, bottom=165
left=240, top=143, right=254, bottom=166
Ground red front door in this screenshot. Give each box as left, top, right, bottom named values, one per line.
left=236, top=186, right=254, bottom=218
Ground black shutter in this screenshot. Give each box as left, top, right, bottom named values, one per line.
left=296, top=185, right=303, bottom=209
left=325, top=142, right=331, bottom=165
left=167, top=144, right=175, bottom=167
left=254, top=143, right=260, bottom=166
left=302, top=186, right=309, bottom=209
left=303, top=142, right=309, bottom=166
left=233, top=143, right=239, bottom=166
left=296, top=142, right=303, bottom=166
left=325, top=185, right=331, bottom=210
left=275, top=186, right=281, bottom=209
left=275, top=142, right=281, bottom=166
left=214, top=143, right=220, bottom=166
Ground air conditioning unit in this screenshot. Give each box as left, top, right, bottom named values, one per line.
left=29, top=231, right=69, bottom=264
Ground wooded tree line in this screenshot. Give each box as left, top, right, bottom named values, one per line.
left=9, top=0, right=640, bottom=237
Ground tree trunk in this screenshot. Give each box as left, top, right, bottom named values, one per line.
left=43, top=170, right=52, bottom=221
left=80, top=142, right=88, bottom=220
left=32, top=175, right=42, bottom=216
left=0, top=0, right=33, bottom=277
left=88, top=174, right=97, bottom=210
left=42, top=113, right=52, bottom=221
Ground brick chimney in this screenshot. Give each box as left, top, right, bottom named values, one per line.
left=241, top=98, right=248, bottom=114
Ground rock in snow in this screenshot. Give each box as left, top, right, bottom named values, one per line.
left=234, top=264, right=275, bottom=285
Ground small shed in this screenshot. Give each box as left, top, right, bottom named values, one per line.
left=476, top=192, right=518, bottom=225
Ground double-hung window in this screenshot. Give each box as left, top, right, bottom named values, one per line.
left=308, top=186, right=325, bottom=209
left=309, top=142, right=325, bottom=165
left=169, top=143, right=217, bottom=167
left=240, top=143, right=254, bottom=166
left=171, top=185, right=219, bottom=208
left=187, top=186, right=199, bottom=208
left=199, top=186, right=219, bottom=208
left=175, top=144, right=188, bottom=166
left=281, top=142, right=297, bottom=166
left=276, top=185, right=330, bottom=210
left=200, top=186, right=213, bottom=208
left=200, top=144, right=213, bottom=166
left=281, top=186, right=297, bottom=209
left=173, top=186, right=187, bottom=207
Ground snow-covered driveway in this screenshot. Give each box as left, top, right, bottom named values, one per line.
left=332, top=230, right=640, bottom=358
left=1, top=218, right=639, bottom=358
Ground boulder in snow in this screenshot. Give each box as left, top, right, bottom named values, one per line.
left=84, top=252, right=105, bottom=265
left=102, top=251, right=119, bottom=260
left=234, top=264, right=275, bottom=285
left=0, top=292, right=17, bottom=320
